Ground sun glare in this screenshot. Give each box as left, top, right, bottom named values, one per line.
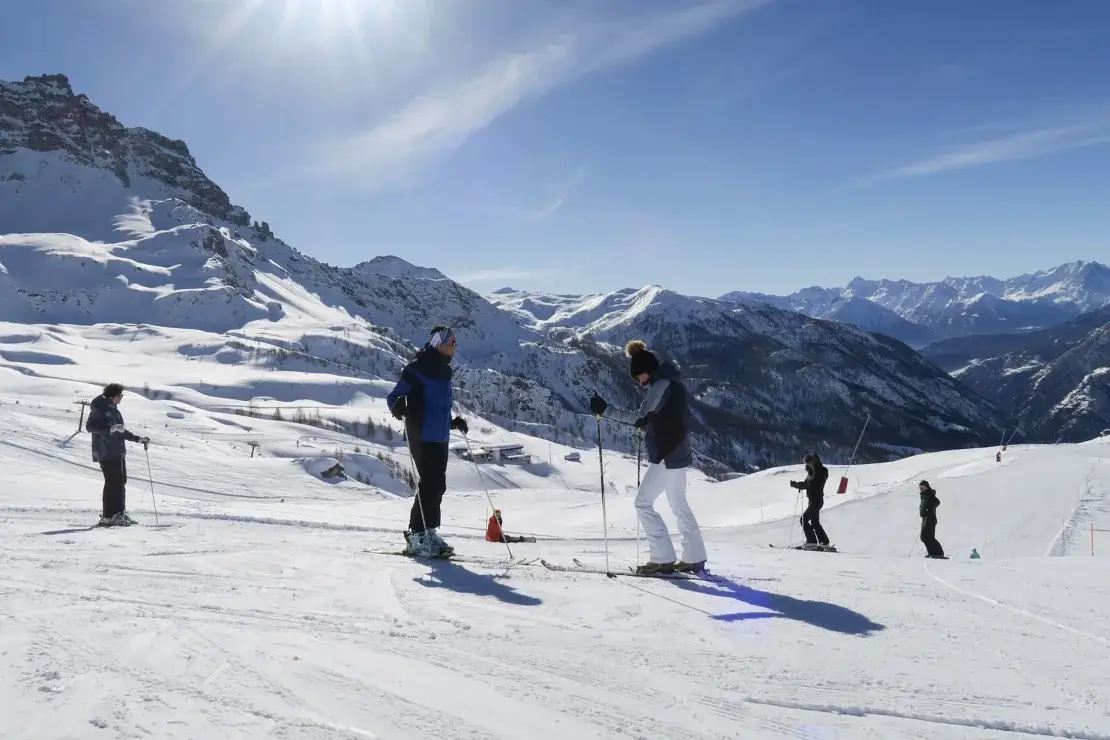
left=167, top=0, right=431, bottom=97
left=276, top=0, right=404, bottom=47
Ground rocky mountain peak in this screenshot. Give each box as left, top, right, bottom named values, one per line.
left=0, top=73, right=249, bottom=227
left=350, top=255, right=448, bottom=282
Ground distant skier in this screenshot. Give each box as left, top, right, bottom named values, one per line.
left=918, top=480, right=945, bottom=558
left=790, top=453, right=830, bottom=548
left=85, top=383, right=149, bottom=526
left=588, top=340, right=708, bottom=575
left=387, top=326, right=468, bottom=557
left=485, top=508, right=532, bottom=544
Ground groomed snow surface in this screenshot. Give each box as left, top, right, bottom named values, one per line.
left=2, top=324, right=1110, bottom=739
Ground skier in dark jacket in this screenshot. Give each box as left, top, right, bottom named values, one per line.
left=85, top=383, right=149, bottom=526
left=918, top=480, right=945, bottom=558
left=790, top=453, right=831, bottom=547
left=386, top=326, right=468, bottom=557
left=588, top=340, right=707, bottom=576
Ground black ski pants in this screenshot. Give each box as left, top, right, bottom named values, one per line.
left=100, top=458, right=127, bottom=518
left=408, top=441, right=449, bottom=533
left=801, top=495, right=829, bottom=545
left=920, top=514, right=944, bottom=557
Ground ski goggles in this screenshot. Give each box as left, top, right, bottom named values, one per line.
left=429, top=328, right=457, bottom=348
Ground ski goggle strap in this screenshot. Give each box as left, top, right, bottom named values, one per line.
left=429, top=327, right=456, bottom=348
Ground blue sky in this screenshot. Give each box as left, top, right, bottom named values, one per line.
left=3, top=0, right=1110, bottom=297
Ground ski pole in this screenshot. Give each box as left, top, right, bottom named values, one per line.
left=787, top=488, right=803, bottom=548
left=596, top=414, right=614, bottom=578
left=452, top=395, right=513, bottom=562
left=406, top=440, right=430, bottom=541
left=635, top=430, right=642, bottom=567
left=143, top=441, right=159, bottom=526
left=460, top=431, right=513, bottom=561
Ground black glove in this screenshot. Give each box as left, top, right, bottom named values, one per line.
left=391, top=397, right=406, bottom=421
left=589, top=395, right=607, bottom=416
left=451, top=416, right=468, bottom=435
left=789, top=480, right=801, bottom=489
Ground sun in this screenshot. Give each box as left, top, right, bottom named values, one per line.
left=169, top=0, right=425, bottom=94
left=274, top=0, right=404, bottom=52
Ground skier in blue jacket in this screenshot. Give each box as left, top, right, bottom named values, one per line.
left=387, top=326, right=468, bottom=557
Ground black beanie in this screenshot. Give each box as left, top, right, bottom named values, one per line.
left=625, top=339, right=659, bottom=378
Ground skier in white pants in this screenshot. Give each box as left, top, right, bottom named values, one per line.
left=589, top=340, right=708, bottom=575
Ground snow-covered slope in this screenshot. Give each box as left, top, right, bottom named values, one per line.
left=722, top=260, right=1110, bottom=346
left=3, top=340, right=1110, bottom=739
left=1, top=72, right=1003, bottom=473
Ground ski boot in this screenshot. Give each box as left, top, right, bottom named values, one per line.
left=98, top=513, right=134, bottom=527
left=402, top=531, right=430, bottom=557
left=674, top=560, right=707, bottom=575
left=425, top=529, right=454, bottom=557
left=635, top=561, right=675, bottom=576
left=402, top=531, right=453, bottom=558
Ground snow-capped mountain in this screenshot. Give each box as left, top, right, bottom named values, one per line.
left=722, top=261, right=1110, bottom=347
left=492, top=285, right=1002, bottom=465
left=1, top=73, right=1003, bottom=472
left=923, top=306, right=1110, bottom=443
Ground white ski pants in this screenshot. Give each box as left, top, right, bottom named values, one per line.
left=635, top=463, right=707, bottom=564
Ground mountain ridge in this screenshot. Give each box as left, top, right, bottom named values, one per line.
left=921, top=305, right=1110, bottom=443
left=722, top=260, right=1110, bottom=347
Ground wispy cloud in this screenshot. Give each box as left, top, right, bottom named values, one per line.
left=861, top=109, right=1110, bottom=184
left=451, top=266, right=563, bottom=285
left=315, top=0, right=768, bottom=187
left=515, top=164, right=589, bottom=221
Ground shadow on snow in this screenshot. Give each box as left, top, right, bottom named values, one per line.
left=672, top=576, right=885, bottom=636
left=413, top=558, right=543, bottom=607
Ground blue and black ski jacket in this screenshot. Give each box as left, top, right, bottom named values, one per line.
left=387, top=346, right=454, bottom=443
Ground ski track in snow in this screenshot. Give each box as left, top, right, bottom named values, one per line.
left=2, top=357, right=1110, bottom=737
left=6, top=509, right=1110, bottom=739
left=923, top=563, right=1110, bottom=648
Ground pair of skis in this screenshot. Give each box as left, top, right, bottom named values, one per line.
left=367, top=549, right=708, bottom=581
left=768, top=543, right=839, bottom=553
left=363, top=549, right=544, bottom=567
left=542, top=557, right=712, bottom=581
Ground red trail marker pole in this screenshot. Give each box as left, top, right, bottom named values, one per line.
left=838, top=413, right=871, bottom=494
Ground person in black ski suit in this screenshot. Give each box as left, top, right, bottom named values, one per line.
left=790, top=453, right=830, bottom=546
left=85, top=383, right=149, bottom=526
left=918, top=480, right=945, bottom=558
left=386, top=326, right=468, bottom=557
